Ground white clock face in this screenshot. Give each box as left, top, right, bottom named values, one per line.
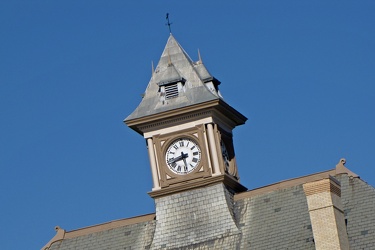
left=165, top=137, right=201, bottom=175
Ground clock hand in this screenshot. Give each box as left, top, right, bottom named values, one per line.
left=179, top=151, right=189, bottom=172
left=168, top=152, right=189, bottom=164
left=182, top=157, right=188, bottom=172
left=168, top=155, right=183, bottom=164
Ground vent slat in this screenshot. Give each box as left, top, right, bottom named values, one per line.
left=165, top=84, right=179, bottom=99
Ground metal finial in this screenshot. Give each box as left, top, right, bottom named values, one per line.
left=151, top=61, right=155, bottom=76
left=166, top=13, right=172, bottom=33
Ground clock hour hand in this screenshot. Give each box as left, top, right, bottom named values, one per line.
left=181, top=152, right=189, bottom=172
left=182, top=157, right=188, bottom=171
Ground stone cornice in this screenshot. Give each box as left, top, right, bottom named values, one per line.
left=148, top=174, right=247, bottom=199
left=125, top=99, right=247, bottom=135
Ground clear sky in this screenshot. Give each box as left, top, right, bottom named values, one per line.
left=1, top=1, right=374, bottom=249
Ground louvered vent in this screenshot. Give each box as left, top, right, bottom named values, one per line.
left=165, top=84, right=179, bottom=99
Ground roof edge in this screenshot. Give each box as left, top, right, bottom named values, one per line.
left=235, top=158, right=360, bottom=201
left=234, top=169, right=336, bottom=201
left=125, top=99, right=247, bottom=134
left=65, top=213, right=156, bottom=238
left=41, top=213, right=155, bottom=249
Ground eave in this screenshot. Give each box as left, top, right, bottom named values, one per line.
left=125, top=99, right=247, bottom=135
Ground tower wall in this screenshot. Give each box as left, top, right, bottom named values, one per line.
left=151, top=183, right=240, bottom=249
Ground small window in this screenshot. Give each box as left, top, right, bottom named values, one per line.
left=165, top=83, right=179, bottom=99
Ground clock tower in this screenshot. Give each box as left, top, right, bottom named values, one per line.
left=125, top=34, right=247, bottom=248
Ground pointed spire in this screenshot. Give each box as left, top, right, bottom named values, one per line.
left=197, top=49, right=202, bottom=64
left=125, top=34, right=221, bottom=122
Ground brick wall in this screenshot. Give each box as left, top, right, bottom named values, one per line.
left=303, top=178, right=350, bottom=250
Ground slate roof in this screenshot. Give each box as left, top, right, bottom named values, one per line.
left=235, top=184, right=315, bottom=249
left=42, top=166, right=375, bottom=250
left=43, top=214, right=156, bottom=250
left=338, top=174, right=375, bottom=249
left=125, top=34, right=221, bottom=122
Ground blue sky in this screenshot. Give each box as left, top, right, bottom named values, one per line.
left=1, top=1, right=374, bottom=249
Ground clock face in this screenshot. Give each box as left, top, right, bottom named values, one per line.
left=221, top=140, right=230, bottom=172
left=165, top=137, right=201, bottom=175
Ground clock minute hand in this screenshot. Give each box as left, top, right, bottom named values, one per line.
left=168, top=155, right=183, bottom=164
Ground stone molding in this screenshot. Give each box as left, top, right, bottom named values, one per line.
left=125, top=99, right=247, bottom=135
left=149, top=174, right=247, bottom=198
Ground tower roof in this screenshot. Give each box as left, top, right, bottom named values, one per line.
left=125, top=34, right=221, bottom=122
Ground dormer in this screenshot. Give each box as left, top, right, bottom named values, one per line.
left=156, top=63, right=186, bottom=102
left=194, top=59, right=223, bottom=98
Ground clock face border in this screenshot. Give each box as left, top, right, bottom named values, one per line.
left=153, top=125, right=211, bottom=187
left=164, top=136, right=202, bottom=175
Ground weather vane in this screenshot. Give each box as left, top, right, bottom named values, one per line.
left=166, top=13, right=172, bottom=33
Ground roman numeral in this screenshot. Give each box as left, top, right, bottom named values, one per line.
left=190, top=146, right=195, bottom=150
left=171, top=162, right=177, bottom=168
left=193, top=152, right=199, bottom=156
left=192, top=158, right=198, bottom=163
left=179, top=141, right=184, bottom=147
left=173, top=145, right=178, bottom=150
left=177, top=165, right=181, bottom=172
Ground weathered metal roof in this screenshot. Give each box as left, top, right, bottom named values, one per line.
left=125, top=34, right=220, bottom=121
